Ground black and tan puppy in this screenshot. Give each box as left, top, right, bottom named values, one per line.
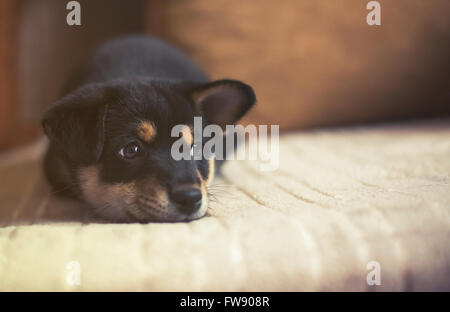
left=42, top=36, right=255, bottom=222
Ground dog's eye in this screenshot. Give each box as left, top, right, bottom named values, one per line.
left=119, top=142, right=142, bottom=159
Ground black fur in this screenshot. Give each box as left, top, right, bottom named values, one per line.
left=42, top=36, right=256, bottom=222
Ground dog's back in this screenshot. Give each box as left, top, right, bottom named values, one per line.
left=64, top=36, right=209, bottom=95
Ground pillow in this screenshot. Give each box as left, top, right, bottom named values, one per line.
left=159, top=0, right=450, bottom=129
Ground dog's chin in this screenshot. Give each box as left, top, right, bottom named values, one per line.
left=91, top=199, right=208, bottom=223
left=78, top=166, right=209, bottom=223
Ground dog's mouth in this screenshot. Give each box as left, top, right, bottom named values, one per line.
left=78, top=166, right=209, bottom=223
left=123, top=193, right=208, bottom=223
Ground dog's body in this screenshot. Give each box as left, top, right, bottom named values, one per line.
left=43, top=36, right=255, bottom=222
left=64, top=36, right=209, bottom=93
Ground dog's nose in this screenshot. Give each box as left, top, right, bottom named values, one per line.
left=171, top=186, right=203, bottom=214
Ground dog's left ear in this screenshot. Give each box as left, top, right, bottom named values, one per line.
left=189, top=79, right=256, bottom=129
left=42, top=83, right=109, bottom=164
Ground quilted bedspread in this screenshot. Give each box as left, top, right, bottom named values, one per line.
left=0, top=120, right=449, bottom=291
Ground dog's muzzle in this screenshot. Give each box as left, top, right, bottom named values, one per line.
left=170, top=186, right=203, bottom=215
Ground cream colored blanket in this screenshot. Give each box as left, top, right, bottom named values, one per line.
left=0, top=121, right=449, bottom=291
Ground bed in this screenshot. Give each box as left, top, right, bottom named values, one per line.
left=0, top=120, right=449, bottom=291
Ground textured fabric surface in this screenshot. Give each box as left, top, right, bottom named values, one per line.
left=0, top=121, right=449, bottom=291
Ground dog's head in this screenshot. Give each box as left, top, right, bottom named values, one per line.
left=42, top=78, right=255, bottom=222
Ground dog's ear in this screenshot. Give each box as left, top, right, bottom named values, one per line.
left=189, top=79, right=256, bottom=129
left=42, top=83, right=109, bottom=164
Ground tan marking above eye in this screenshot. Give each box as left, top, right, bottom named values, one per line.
left=181, top=125, right=193, bottom=146
left=137, top=121, right=157, bottom=143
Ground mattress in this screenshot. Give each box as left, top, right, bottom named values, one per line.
left=0, top=120, right=449, bottom=291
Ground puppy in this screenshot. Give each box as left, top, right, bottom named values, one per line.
left=42, top=36, right=256, bottom=223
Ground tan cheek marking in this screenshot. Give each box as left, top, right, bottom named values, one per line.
left=110, top=183, right=137, bottom=205
left=154, top=184, right=169, bottom=206
left=196, top=158, right=215, bottom=190
left=137, top=121, right=157, bottom=143
left=206, top=158, right=215, bottom=186
left=139, top=179, right=169, bottom=207
left=181, top=125, right=193, bottom=146
left=78, top=166, right=103, bottom=204
left=197, top=170, right=208, bottom=203
left=77, top=166, right=137, bottom=209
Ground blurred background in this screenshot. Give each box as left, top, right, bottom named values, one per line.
left=0, top=0, right=449, bottom=152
